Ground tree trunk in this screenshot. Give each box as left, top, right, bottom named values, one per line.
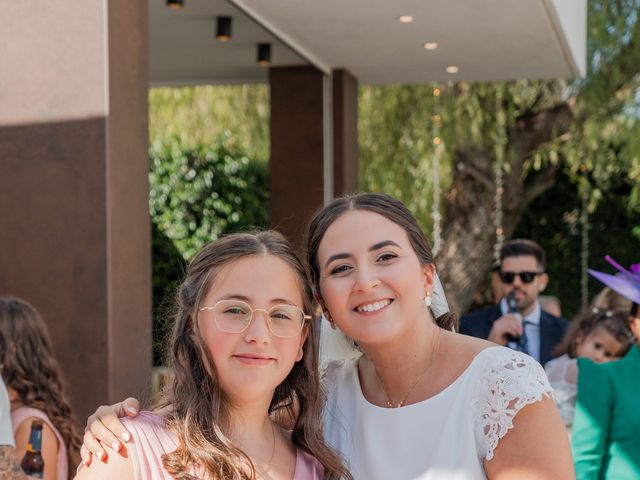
left=436, top=104, right=571, bottom=314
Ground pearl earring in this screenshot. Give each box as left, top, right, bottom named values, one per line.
left=424, top=293, right=432, bottom=307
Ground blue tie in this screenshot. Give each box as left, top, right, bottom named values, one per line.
left=509, top=320, right=534, bottom=356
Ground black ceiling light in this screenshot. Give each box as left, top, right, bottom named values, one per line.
left=257, top=43, right=271, bottom=67
left=166, top=0, right=184, bottom=10
left=216, top=16, right=232, bottom=42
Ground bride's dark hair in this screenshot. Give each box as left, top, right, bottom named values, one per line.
left=306, top=192, right=457, bottom=331
left=160, top=230, right=351, bottom=479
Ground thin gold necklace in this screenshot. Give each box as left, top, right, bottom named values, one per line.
left=374, top=327, right=442, bottom=408
left=253, top=421, right=277, bottom=479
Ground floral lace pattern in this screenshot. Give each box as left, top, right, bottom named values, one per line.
left=471, top=348, right=553, bottom=460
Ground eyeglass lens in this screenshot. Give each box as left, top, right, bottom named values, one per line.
left=204, top=300, right=305, bottom=338
left=499, top=271, right=539, bottom=284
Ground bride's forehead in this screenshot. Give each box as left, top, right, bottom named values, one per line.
left=326, top=210, right=401, bottom=232
left=319, top=211, right=410, bottom=250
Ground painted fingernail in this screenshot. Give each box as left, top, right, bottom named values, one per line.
left=121, top=431, right=131, bottom=442
left=97, top=450, right=105, bottom=461
left=111, top=441, right=121, bottom=452
left=126, top=406, right=138, bottom=415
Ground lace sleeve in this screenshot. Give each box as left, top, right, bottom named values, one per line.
left=471, top=348, right=554, bottom=461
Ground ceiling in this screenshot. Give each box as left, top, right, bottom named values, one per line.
left=150, top=0, right=586, bottom=86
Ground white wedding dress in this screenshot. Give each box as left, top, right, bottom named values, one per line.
left=321, top=346, right=552, bottom=480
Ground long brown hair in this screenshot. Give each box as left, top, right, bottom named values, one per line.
left=0, top=296, right=81, bottom=478
left=306, top=192, right=457, bottom=330
left=160, top=230, right=351, bottom=479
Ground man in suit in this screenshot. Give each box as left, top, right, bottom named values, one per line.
left=459, top=239, right=568, bottom=365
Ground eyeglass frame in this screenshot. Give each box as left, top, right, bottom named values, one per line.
left=498, top=270, right=544, bottom=284
left=198, top=300, right=312, bottom=338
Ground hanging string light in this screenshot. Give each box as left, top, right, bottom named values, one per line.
left=493, top=86, right=506, bottom=265
left=579, top=165, right=591, bottom=309
left=431, top=84, right=443, bottom=255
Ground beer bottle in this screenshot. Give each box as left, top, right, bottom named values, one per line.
left=20, top=420, right=45, bottom=478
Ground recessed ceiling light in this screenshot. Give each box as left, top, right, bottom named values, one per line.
left=398, top=15, right=414, bottom=23
left=166, top=0, right=184, bottom=9
left=446, top=65, right=459, bottom=74
left=423, top=42, right=438, bottom=50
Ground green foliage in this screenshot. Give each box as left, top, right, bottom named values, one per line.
left=151, top=221, right=185, bottom=366
left=149, top=137, right=270, bottom=260
left=515, top=170, right=640, bottom=320
left=149, top=85, right=270, bottom=163
left=359, top=0, right=640, bottom=247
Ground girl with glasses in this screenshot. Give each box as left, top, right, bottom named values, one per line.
left=75, top=231, right=349, bottom=480
left=81, top=193, right=573, bottom=479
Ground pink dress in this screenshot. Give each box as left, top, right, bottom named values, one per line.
left=122, top=411, right=324, bottom=479
left=11, top=406, right=68, bottom=480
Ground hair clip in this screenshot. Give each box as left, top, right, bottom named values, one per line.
left=591, top=307, right=613, bottom=318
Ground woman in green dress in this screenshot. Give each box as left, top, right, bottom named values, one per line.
left=572, top=256, right=640, bottom=480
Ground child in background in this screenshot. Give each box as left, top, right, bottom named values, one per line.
left=0, top=296, right=81, bottom=479
left=545, top=307, right=633, bottom=429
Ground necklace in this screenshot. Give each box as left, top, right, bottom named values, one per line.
left=253, top=422, right=277, bottom=479
left=374, top=327, right=442, bottom=408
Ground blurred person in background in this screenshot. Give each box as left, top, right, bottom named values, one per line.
left=540, top=295, right=562, bottom=318
left=0, top=297, right=81, bottom=479
left=545, top=307, right=632, bottom=431
left=572, top=257, right=640, bottom=479
left=460, top=239, right=568, bottom=365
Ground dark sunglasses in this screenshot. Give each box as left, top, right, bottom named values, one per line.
left=499, top=271, right=543, bottom=284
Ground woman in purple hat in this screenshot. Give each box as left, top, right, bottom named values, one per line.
left=572, top=256, right=640, bottom=480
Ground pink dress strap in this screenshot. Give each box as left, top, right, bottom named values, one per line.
left=294, top=448, right=324, bottom=480
left=11, top=406, right=68, bottom=480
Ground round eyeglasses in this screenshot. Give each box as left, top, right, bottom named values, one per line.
left=198, top=300, right=311, bottom=338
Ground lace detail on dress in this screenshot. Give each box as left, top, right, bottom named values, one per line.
left=471, top=348, right=553, bottom=461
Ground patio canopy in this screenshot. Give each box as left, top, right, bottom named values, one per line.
left=151, top=0, right=586, bottom=86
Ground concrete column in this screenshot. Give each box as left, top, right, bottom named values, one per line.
left=269, top=67, right=359, bottom=249
left=332, top=69, right=359, bottom=196
left=269, top=66, right=326, bottom=249
left=0, top=0, right=151, bottom=423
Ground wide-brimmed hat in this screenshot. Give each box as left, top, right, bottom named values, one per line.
left=588, top=255, right=640, bottom=305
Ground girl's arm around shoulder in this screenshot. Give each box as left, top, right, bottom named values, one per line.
left=74, top=447, right=134, bottom=480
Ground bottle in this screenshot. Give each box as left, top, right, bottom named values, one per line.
left=20, top=420, right=45, bottom=478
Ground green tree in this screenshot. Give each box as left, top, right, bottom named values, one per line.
left=150, top=137, right=269, bottom=261
left=149, top=85, right=270, bottom=164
